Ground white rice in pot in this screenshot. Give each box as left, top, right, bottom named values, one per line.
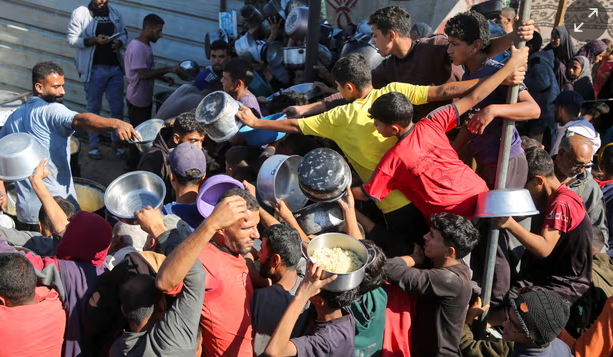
left=310, top=247, right=363, bottom=273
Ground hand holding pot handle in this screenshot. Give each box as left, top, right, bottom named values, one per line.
left=296, top=263, right=337, bottom=300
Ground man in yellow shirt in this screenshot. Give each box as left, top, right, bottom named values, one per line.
left=237, top=53, right=517, bottom=254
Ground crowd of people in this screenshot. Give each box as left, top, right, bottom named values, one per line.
left=4, top=0, right=613, bottom=356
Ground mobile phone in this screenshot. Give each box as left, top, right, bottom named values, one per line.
left=108, top=32, right=121, bottom=40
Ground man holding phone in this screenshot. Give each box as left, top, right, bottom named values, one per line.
left=67, top=0, right=127, bottom=160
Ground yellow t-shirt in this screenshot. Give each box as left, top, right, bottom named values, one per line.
left=298, top=82, right=430, bottom=213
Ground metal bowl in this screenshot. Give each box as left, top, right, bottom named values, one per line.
left=474, top=189, right=539, bottom=218
left=104, top=171, right=166, bottom=223
left=195, top=91, right=243, bottom=143
left=177, top=60, right=200, bottom=81
left=73, top=177, right=106, bottom=216
left=284, top=6, right=309, bottom=41
left=133, top=119, right=165, bottom=153
left=298, top=148, right=351, bottom=202
left=0, top=132, right=47, bottom=181
left=294, top=201, right=345, bottom=235
left=306, top=233, right=375, bottom=292
left=257, top=155, right=308, bottom=212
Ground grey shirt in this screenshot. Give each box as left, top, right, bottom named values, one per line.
left=567, top=170, right=609, bottom=250
left=0, top=226, right=58, bottom=257
left=109, top=260, right=206, bottom=357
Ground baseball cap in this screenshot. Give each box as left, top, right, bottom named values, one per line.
left=554, top=91, right=584, bottom=113
left=169, top=142, right=206, bottom=178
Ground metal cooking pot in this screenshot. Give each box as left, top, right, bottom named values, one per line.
left=270, top=64, right=290, bottom=84
left=341, top=34, right=385, bottom=70
left=73, top=177, right=106, bottom=217
left=195, top=91, right=242, bottom=142
left=177, top=60, right=200, bottom=81
left=284, top=6, right=309, bottom=41
left=133, top=119, right=165, bottom=153
left=205, top=30, right=229, bottom=59
left=262, top=41, right=284, bottom=67
left=105, top=171, right=166, bottom=224
left=294, top=201, right=344, bottom=235
left=262, top=0, right=286, bottom=20
left=298, top=148, right=352, bottom=202
left=305, top=233, right=376, bottom=292
left=318, top=44, right=332, bottom=68
left=241, top=5, right=265, bottom=29
left=257, top=154, right=308, bottom=212
left=0, top=133, right=47, bottom=181
left=235, top=33, right=257, bottom=61
left=283, top=47, right=306, bottom=69
left=70, top=136, right=81, bottom=177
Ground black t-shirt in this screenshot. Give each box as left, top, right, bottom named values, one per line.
left=89, top=2, right=119, bottom=66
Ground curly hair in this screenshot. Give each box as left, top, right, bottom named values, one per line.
left=368, top=6, right=412, bottom=37
left=32, top=61, right=64, bottom=90
left=173, top=112, right=205, bottom=136
left=444, top=11, right=491, bottom=50
left=430, top=213, right=479, bottom=259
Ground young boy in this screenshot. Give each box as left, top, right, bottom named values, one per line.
left=221, top=58, right=262, bottom=117
left=264, top=264, right=358, bottom=357
left=357, top=44, right=529, bottom=221
left=385, top=213, right=480, bottom=357
left=445, top=11, right=541, bottom=189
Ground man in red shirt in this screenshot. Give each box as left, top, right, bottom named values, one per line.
left=0, top=253, right=66, bottom=357
left=356, top=45, right=528, bottom=221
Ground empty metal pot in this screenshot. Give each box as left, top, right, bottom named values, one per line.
left=104, top=171, right=166, bottom=224
left=257, top=154, right=308, bottom=212
left=341, top=34, right=385, bottom=70
left=474, top=189, right=539, bottom=218
left=0, top=133, right=47, bottom=181
left=262, top=41, right=284, bottom=67
left=177, top=60, right=200, bottom=81
left=294, top=201, right=345, bottom=235
left=283, top=47, right=306, bottom=69
left=195, top=91, right=242, bottom=142
left=241, top=5, right=265, bottom=29
left=262, top=0, right=286, bottom=20
left=235, top=33, right=258, bottom=61
left=133, top=119, right=165, bottom=153
left=284, top=6, right=309, bottom=41
left=298, top=148, right=352, bottom=202
left=305, top=233, right=375, bottom=292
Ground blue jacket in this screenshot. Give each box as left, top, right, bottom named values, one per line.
left=524, top=49, right=560, bottom=143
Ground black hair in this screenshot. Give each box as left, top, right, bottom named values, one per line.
left=369, top=92, right=414, bottom=127
left=267, top=90, right=309, bottom=114
left=225, top=146, right=260, bottom=182
left=430, top=213, right=479, bottom=259
left=276, top=134, right=320, bottom=157
left=557, top=101, right=582, bottom=118
left=601, top=144, right=613, bottom=174
left=261, top=224, right=302, bottom=268
left=332, top=53, right=372, bottom=90
left=172, top=168, right=204, bottom=186
left=210, top=40, right=232, bottom=56
left=521, top=136, right=542, bottom=151
left=525, top=147, right=555, bottom=180
left=39, top=196, right=77, bottom=232
left=217, top=187, right=260, bottom=211
left=526, top=31, right=543, bottom=53
left=444, top=11, right=491, bottom=50
left=593, top=225, right=606, bottom=253
left=32, top=61, right=64, bottom=90
left=173, top=112, right=206, bottom=136
left=0, top=253, right=37, bottom=306
left=319, top=286, right=360, bottom=309
left=368, top=6, right=412, bottom=37
left=358, top=240, right=386, bottom=295
left=223, top=58, right=255, bottom=86
left=120, top=274, right=163, bottom=326
left=143, top=14, right=165, bottom=28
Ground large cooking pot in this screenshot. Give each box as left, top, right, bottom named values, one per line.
left=284, top=6, right=309, bottom=41
left=318, top=44, right=332, bottom=68
left=298, top=148, right=352, bottom=202
left=133, top=119, right=165, bottom=153
left=70, top=136, right=81, bottom=177
left=195, top=91, right=242, bottom=143
left=262, top=0, right=286, bottom=20
left=341, top=34, right=385, bottom=70
left=269, top=65, right=290, bottom=84
left=305, top=233, right=376, bottom=292
left=235, top=33, right=258, bottom=61
left=262, top=41, right=284, bottom=67
left=0, top=133, right=47, bottom=181
left=241, top=5, right=265, bottom=29
left=257, top=155, right=308, bottom=212
left=73, top=177, right=106, bottom=217
left=177, top=60, right=200, bottom=81
left=294, top=201, right=345, bottom=235
left=283, top=47, right=306, bottom=69
left=105, top=171, right=166, bottom=224
left=205, top=30, right=229, bottom=59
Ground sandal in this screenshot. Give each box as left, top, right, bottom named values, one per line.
left=115, top=148, right=127, bottom=160
left=88, top=149, right=103, bottom=160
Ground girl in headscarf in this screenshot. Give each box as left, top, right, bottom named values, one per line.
left=576, top=40, right=608, bottom=64
left=410, top=22, right=433, bottom=40
left=543, top=25, right=576, bottom=90
left=565, top=56, right=595, bottom=100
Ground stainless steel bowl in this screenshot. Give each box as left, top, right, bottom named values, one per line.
left=294, top=201, right=345, bottom=235
left=257, top=155, right=308, bottom=212
left=0, top=132, right=47, bottom=181
left=133, top=119, right=165, bottom=153
left=284, top=6, right=309, bottom=40
left=306, top=233, right=375, bottom=292
left=73, top=177, right=106, bottom=216
left=195, top=91, right=243, bottom=143
left=474, top=189, right=539, bottom=218
left=298, top=148, right=351, bottom=202
left=177, top=60, right=200, bottom=81
left=104, top=171, right=166, bottom=223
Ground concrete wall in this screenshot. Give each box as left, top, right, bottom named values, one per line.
left=0, top=0, right=242, bottom=116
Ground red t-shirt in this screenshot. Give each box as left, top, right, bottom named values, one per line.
left=542, top=185, right=585, bottom=233
left=363, top=104, right=489, bottom=220
left=199, top=243, right=254, bottom=357
left=0, top=287, right=66, bottom=357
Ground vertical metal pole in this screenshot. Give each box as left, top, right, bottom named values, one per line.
left=304, top=0, right=322, bottom=82
left=476, top=0, right=532, bottom=339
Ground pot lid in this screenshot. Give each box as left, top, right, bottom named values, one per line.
left=195, top=91, right=239, bottom=125
left=298, top=148, right=350, bottom=194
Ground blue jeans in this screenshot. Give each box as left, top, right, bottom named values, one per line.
left=83, top=65, right=124, bottom=147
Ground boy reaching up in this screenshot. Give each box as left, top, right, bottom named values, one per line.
left=356, top=45, right=530, bottom=222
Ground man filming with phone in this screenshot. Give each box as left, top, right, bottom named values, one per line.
left=67, top=0, right=128, bottom=161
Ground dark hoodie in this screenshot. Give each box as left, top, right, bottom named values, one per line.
left=0, top=211, right=113, bottom=357
left=598, top=179, right=613, bottom=257
left=137, top=127, right=174, bottom=203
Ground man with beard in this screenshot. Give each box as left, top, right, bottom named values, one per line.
left=67, top=0, right=127, bottom=160
left=0, top=62, right=137, bottom=230
left=251, top=224, right=312, bottom=356
left=194, top=39, right=231, bottom=92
